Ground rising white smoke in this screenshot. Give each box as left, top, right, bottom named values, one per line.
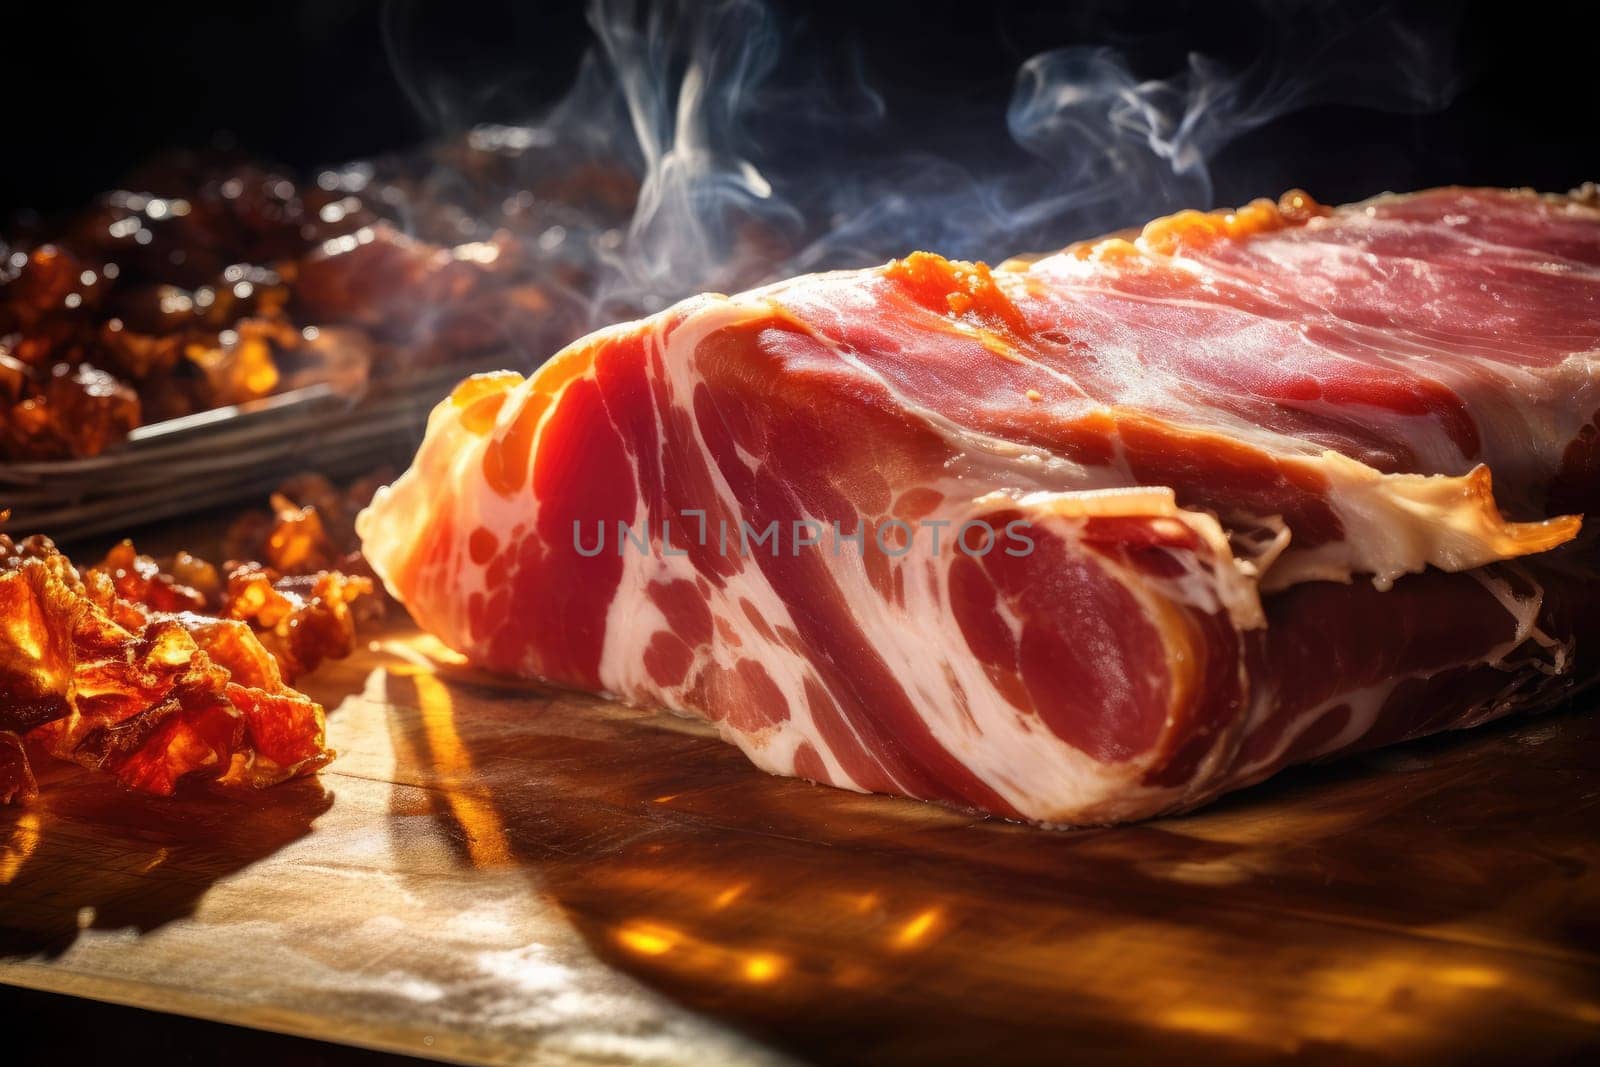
left=385, top=0, right=1459, bottom=328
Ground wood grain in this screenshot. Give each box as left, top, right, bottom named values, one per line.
left=2, top=622, right=1598, bottom=1065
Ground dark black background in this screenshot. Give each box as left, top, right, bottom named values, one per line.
left=5, top=0, right=1597, bottom=221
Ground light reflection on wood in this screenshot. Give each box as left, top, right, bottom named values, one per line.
left=0, top=811, right=40, bottom=885
left=892, top=907, right=942, bottom=950
left=388, top=665, right=514, bottom=870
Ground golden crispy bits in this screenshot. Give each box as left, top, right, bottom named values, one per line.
left=221, top=565, right=373, bottom=682
left=0, top=534, right=67, bottom=807
left=223, top=468, right=391, bottom=575
left=211, top=471, right=391, bottom=681
left=94, top=539, right=215, bottom=613
left=0, top=528, right=335, bottom=803
left=0, top=535, right=79, bottom=729
left=218, top=683, right=331, bottom=787
left=185, top=317, right=293, bottom=405
left=262, top=498, right=334, bottom=574
left=89, top=536, right=378, bottom=687
left=77, top=467, right=388, bottom=696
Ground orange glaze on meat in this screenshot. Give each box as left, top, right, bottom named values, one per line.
left=1061, top=190, right=1332, bottom=263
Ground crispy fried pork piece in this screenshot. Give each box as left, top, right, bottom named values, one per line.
left=0, top=532, right=334, bottom=801
left=259, top=496, right=338, bottom=573
left=0, top=163, right=372, bottom=460
left=221, top=564, right=373, bottom=681
left=0, top=245, right=96, bottom=336
left=222, top=469, right=393, bottom=569
left=292, top=222, right=497, bottom=340
left=87, top=471, right=383, bottom=687
left=88, top=537, right=376, bottom=684
left=1, top=362, right=141, bottom=460
left=93, top=540, right=219, bottom=613
left=186, top=316, right=297, bottom=405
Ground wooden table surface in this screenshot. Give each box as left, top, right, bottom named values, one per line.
left=2, top=621, right=1598, bottom=1065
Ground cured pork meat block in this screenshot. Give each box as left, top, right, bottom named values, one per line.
left=358, top=187, right=1600, bottom=824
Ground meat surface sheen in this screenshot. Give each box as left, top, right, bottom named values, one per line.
left=358, top=187, right=1600, bottom=824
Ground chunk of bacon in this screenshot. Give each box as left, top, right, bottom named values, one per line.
left=0, top=466, right=389, bottom=805
left=0, top=532, right=333, bottom=803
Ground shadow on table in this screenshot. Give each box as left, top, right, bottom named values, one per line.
left=0, top=770, right=332, bottom=959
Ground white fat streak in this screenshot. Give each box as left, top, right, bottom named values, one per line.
left=1470, top=564, right=1571, bottom=675
left=1438, top=350, right=1600, bottom=515
left=1261, top=452, right=1581, bottom=592
left=844, top=504, right=1147, bottom=819
left=798, top=486, right=1267, bottom=822
left=1221, top=678, right=1404, bottom=795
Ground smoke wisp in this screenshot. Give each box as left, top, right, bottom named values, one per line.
left=384, top=0, right=1460, bottom=333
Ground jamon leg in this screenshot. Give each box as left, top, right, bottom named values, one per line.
left=360, top=187, right=1600, bottom=824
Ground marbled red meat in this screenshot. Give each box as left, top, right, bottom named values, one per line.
left=359, top=187, right=1600, bottom=824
